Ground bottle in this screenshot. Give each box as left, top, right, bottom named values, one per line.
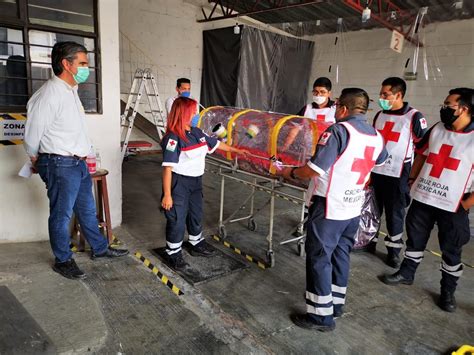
left=86, top=152, right=96, bottom=174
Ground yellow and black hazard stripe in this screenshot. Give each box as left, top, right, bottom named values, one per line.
left=134, top=252, right=184, bottom=296
left=212, top=235, right=268, bottom=269
left=0, top=113, right=26, bottom=146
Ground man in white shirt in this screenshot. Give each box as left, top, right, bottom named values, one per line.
left=24, top=42, right=129, bottom=280
left=165, top=78, right=191, bottom=116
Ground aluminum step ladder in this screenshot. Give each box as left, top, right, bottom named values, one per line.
left=120, top=68, right=166, bottom=161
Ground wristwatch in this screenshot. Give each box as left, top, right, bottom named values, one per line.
left=290, top=167, right=298, bottom=179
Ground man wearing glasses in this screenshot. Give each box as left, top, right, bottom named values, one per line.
left=296, top=77, right=336, bottom=123
left=383, top=88, right=473, bottom=313
left=278, top=88, right=387, bottom=331
left=368, top=77, right=428, bottom=268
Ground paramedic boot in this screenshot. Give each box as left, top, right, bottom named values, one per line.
left=386, top=249, right=401, bottom=268
left=165, top=252, right=189, bottom=272
left=438, top=290, right=456, bottom=313
left=189, top=241, right=217, bottom=257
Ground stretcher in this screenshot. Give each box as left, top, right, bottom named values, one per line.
left=205, top=155, right=307, bottom=267
left=199, top=107, right=331, bottom=266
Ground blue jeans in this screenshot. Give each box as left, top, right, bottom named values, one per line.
left=36, top=155, right=108, bottom=263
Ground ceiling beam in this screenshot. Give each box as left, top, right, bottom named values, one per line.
left=198, top=0, right=326, bottom=23
left=343, top=0, right=423, bottom=46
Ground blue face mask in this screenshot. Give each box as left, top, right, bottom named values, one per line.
left=180, top=91, right=191, bottom=98
left=191, top=114, right=200, bottom=127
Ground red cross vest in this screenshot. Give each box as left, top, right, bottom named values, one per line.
left=303, top=104, right=336, bottom=206
left=315, top=122, right=384, bottom=220
left=411, top=123, right=473, bottom=212
left=303, top=104, right=336, bottom=123
left=372, top=109, right=417, bottom=177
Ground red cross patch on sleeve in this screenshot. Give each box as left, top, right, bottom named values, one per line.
left=318, top=132, right=332, bottom=146
left=166, top=139, right=177, bottom=152
left=419, top=117, right=428, bottom=129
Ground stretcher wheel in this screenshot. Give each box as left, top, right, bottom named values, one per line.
left=297, top=239, right=305, bottom=257
left=218, top=225, right=227, bottom=239
left=267, top=251, right=275, bottom=267
left=248, top=218, right=257, bottom=231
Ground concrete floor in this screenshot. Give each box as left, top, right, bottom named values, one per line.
left=1, top=154, right=473, bottom=354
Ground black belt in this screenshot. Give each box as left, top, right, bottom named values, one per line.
left=39, top=153, right=86, bottom=160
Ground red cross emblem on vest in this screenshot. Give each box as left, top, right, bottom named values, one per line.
left=426, top=144, right=460, bottom=178
left=316, top=114, right=326, bottom=121
left=378, top=121, right=401, bottom=143
left=351, top=146, right=376, bottom=185
left=169, top=140, right=176, bottom=146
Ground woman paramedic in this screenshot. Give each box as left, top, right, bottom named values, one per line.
left=160, top=97, right=248, bottom=271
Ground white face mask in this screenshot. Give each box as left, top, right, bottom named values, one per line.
left=313, top=95, right=327, bottom=105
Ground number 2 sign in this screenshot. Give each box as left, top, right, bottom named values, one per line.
left=390, top=30, right=404, bottom=53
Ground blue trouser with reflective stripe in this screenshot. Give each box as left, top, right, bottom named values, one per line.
left=401, top=200, right=470, bottom=293
left=305, top=196, right=360, bottom=326
left=371, top=162, right=412, bottom=255
left=164, top=173, right=204, bottom=257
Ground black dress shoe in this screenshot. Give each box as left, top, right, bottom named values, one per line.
left=438, top=291, right=456, bottom=312
left=386, top=253, right=401, bottom=268
left=188, top=241, right=217, bottom=257
left=333, top=306, right=344, bottom=319
left=53, top=259, right=86, bottom=280
left=290, top=314, right=335, bottom=332
left=382, top=271, right=413, bottom=285
left=91, top=247, right=129, bottom=259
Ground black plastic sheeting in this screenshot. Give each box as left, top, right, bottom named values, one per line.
left=200, top=26, right=314, bottom=115
left=236, top=26, right=314, bottom=114
left=200, top=26, right=241, bottom=108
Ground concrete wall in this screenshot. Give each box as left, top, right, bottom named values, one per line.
left=307, top=19, right=474, bottom=124
left=118, top=0, right=290, bottom=104
left=0, top=0, right=122, bottom=243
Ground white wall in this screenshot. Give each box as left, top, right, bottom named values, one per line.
left=307, top=19, right=474, bottom=124
left=118, top=0, right=283, bottom=103
left=0, top=0, right=122, bottom=243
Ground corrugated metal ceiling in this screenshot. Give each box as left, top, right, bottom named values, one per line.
left=210, top=0, right=473, bottom=36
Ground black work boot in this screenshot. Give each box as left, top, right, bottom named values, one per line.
left=188, top=241, right=217, bottom=257
left=53, top=259, right=86, bottom=280
left=386, top=249, right=401, bottom=268
left=333, top=306, right=344, bottom=319
left=290, top=313, right=335, bottom=332
left=438, top=291, right=457, bottom=313
left=382, top=270, right=413, bottom=285
left=165, top=253, right=189, bottom=272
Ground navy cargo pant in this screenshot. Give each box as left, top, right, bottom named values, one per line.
left=371, top=162, right=411, bottom=255
left=399, top=200, right=470, bottom=293
left=164, top=173, right=204, bottom=257
left=305, top=196, right=360, bottom=326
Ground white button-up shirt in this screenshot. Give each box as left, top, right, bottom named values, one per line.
left=24, top=76, right=92, bottom=157
left=165, top=95, right=178, bottom=116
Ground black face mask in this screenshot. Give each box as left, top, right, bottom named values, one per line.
left=439, top=107, right=459, bottom=127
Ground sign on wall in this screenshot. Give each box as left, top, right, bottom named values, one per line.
left=0, top=114, right=26, bottom=145
left=390, top=30, right=404, bottom=54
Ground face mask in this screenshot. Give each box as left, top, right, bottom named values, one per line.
left=378, top=98, right=393, bottom=111
left=440, top=107, right=459, bottom=127
left=180, top=91, right=191, bottom=98
left=73, top=67, right=90, bottom=84
left=190, top=114, right=200, bottom=127
left=313, top=96, right=327, bottom=105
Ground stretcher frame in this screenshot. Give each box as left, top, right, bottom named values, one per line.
left=205, top=155, right=307, bottom=267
